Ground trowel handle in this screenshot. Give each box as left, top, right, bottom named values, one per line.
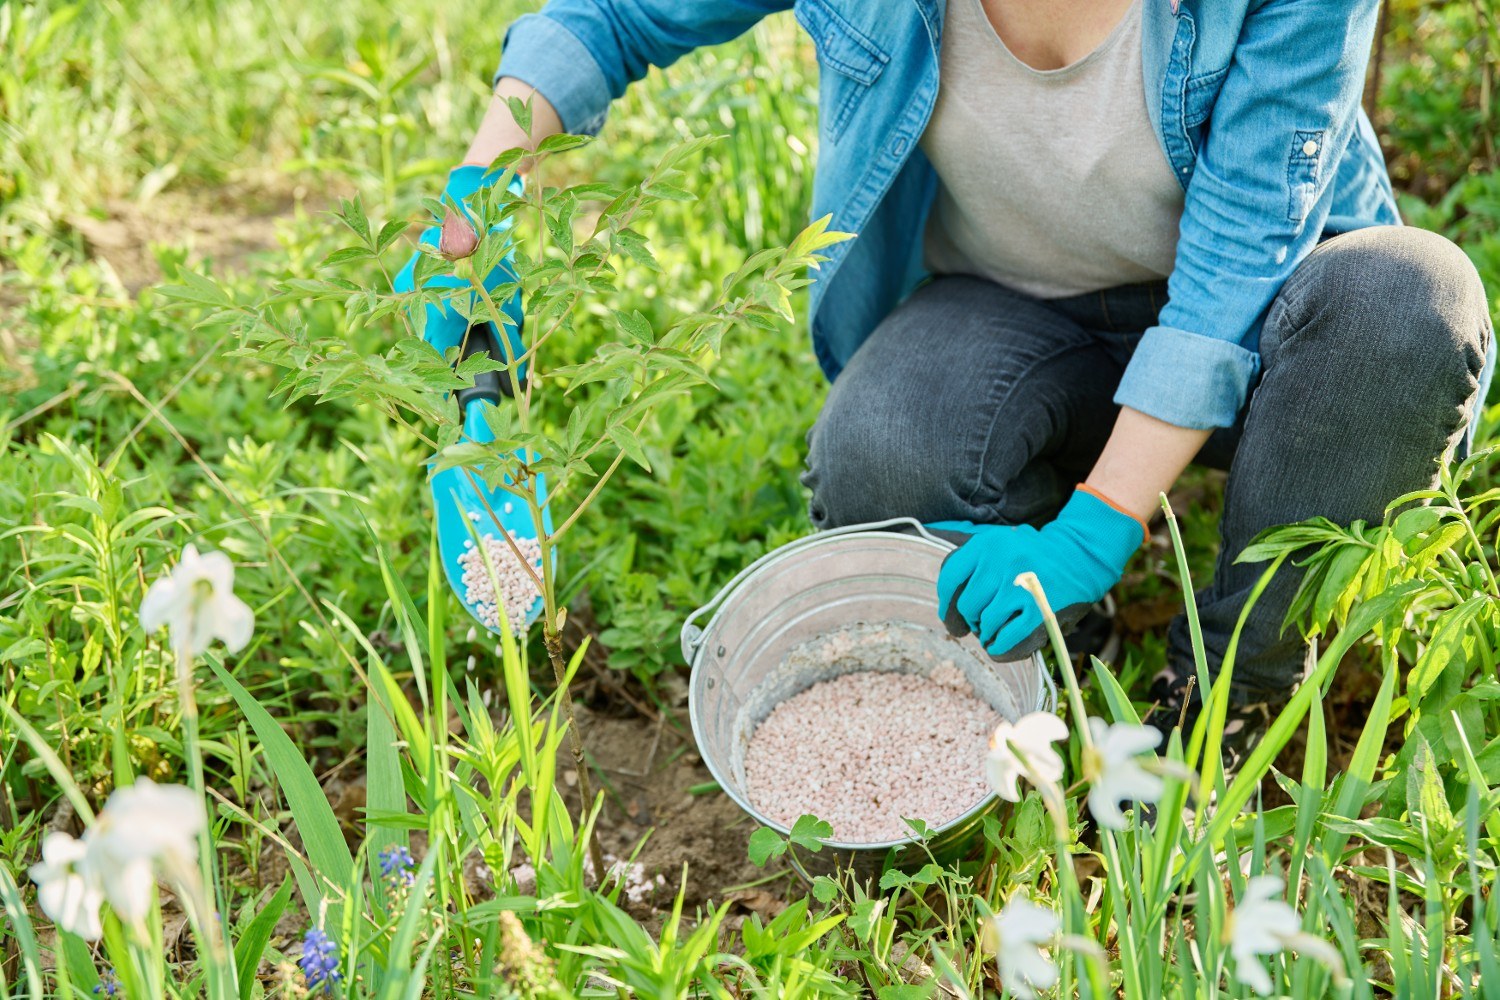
left=454, top=320, right=525, bottom=413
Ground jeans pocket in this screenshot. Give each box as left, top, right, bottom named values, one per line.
left=1286, top=129, right=1326, bottom=223
left=794, top=0, right=889, bottom=143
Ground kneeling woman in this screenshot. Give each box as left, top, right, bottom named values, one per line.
left=425, top=0, right=1493, bottom=759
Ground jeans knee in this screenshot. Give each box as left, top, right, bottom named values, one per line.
left=1273, top=227, right=1489, bottom=390
left=802, top=391, right=955, bottom=529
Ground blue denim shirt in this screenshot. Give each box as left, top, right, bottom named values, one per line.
left=498, top=0, right=1400, bottom=430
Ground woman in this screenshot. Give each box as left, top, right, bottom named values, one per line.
left=416, top=0, right=1493, bottom=760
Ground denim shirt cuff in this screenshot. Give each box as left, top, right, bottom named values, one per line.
left=1113, top=325, right=1262, bottom=430
left=495, top=14, right=612, bottom=136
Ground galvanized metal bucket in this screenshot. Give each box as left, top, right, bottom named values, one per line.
left=681, top=518, right=1055, bottom=879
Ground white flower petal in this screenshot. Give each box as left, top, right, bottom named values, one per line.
left=29, top=833, right=104, bottom=941
left=99, top=857, right=155, bottom=924
left=985, top=748, right=1025, bottom=802
left=1235, top=953, right=1275, bottom=996
left=1100, top=720, right=1162, bottom=758
left=215, top=593, right=254, bottom=653
left=1087, top=786, right=1130, bottom=830
left=138, top=545, right=254, bottom=656
left=1229, top=877, right=1302, bottom=996
left=991, top=897, right=1060, bottom=1000
left=1015, top=711, right=1070, bottom=749
left=1083, top=718, right=1167, bottom=829
left=987, top=712, right=1068, bottom=796
left=139, top=575, right=178, bottom=633
left=95, top=779, right=205, bottom=864
left=195, top=548, right=236, bottom=594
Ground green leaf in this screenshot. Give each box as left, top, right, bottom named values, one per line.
left=320, top=245, right=374, bottom=268
left=849, top=897, right=886, bottom=942
left=504, top=95, right=532, bottom=136
left=210, top=661, right=355, bottom=917
left=338, top=196, right=373, bottom=246
left=0, top=867, right=44, bottom=1000
left=789, top=814, right=833, bottom=852
left=1408, top=596, right=1488, bottom=702
left=234, top=876, right=294, bottom=999
left=877, top=988, right=928, bottom=1000
left=811, top=876, right=840, bottom=903
left=159, top=268, right=234, bottom=309
left=879, top=862, right=942, bottom=893
left=1406, top=734, right=1455, bottom=834
left=615, top=309, right=652, bottom=345
left=747, top=827, right=787, bottom=866
left=536, top=133, right=592, bottom=154
left=607, top=422, right=652, bottom=472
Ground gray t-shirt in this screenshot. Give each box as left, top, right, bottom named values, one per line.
left=921, top=0, right=1185, bottom=299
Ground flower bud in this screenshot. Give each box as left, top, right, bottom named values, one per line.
left=439, top=209, right=480, bottom=260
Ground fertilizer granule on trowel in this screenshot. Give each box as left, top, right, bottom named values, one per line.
left=743, top=626, right=998, bottom=843
left=458, top=531, right=543, bottom=631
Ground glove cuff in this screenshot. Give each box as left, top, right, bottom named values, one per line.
left=1061, top=486, right=1147, bottom=572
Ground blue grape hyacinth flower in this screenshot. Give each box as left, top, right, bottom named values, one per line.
left=378, top=845, right=416, bottom=887
left=299, top=927, right=341, bottom=992
left=93, top=967, right=121, bottom=997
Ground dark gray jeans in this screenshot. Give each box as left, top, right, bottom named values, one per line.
left=802, top=227, right=1492, bottom=701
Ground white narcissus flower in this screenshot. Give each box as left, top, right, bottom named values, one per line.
left=1082, top=718, right=1165, bottom=830
left=985, top=712, right=1068, bottom=802
left=90, top=779, right=207, bottom=923
left=1228, top=876, right=1346, bottom=995
left=139, top=544, right=254, bottom=656
left=28, top=832, right=105, bottom=941
left=984, top=895, right=1059, bottom=1000
left=26, top=781, right=207, bottom=938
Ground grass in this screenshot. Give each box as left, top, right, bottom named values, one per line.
left=3, top=0, right=1500, bottom=996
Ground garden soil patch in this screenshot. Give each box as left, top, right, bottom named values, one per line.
left=574, top=705, right=772, bottom=910
left=68, top=187, right=316, bottom=295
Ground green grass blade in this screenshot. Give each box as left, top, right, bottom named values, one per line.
left=209, top=661, right=354, bottom=914
left=234, top=876, right=293, bottom=999
left=366, top=651, right=408, bottom=881
left=0, top=865, right=45, bottom=1000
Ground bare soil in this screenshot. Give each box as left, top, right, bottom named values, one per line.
left=574, top=703, right=773, bottom=910
left=67, top=186, right=310, bottom=294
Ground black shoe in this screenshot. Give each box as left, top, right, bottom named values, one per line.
left=1068, top=594, right=1121, bottom=665
left=1145, top=662, right=1277, bottom=779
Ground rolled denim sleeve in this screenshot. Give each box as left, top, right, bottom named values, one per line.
left=496, top=0, right=794, bottom=136
left=1114, top=0, right=1383, bottom=430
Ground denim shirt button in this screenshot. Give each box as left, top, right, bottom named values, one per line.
left=1302, top=139, right=1319, bottom=156
left=891, top=135, right=908, bottom=156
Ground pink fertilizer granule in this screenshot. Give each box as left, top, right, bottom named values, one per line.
left=743, top=669, right=997, bottom=843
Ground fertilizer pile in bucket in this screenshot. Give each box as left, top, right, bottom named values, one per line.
left=742, top=622, right=999, bottom=843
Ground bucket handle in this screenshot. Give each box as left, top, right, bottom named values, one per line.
left=679, top=517, right=951, bottom=663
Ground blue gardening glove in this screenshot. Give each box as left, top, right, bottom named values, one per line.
left=393, top=165, right=526, bottom=374
left=395, top=166, right=549, bottom=633
left=930, top=488, right=1146, bottom=661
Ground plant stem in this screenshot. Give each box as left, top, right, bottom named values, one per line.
left=178, top=647, right=232, bottom=996
left=539, top=596, right=605, bottom=880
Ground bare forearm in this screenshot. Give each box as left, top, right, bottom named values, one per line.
left=439, top=79, right=565, bottom=255
left=1084, top=407, right=1211, bottom=523
left=459, top=77, right=564, bottom=169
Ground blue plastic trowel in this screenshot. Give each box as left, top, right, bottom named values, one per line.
left=431, top=318, right=552, bottom=635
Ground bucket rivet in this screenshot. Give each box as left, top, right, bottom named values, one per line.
left=706, top=678, right=716, bottom=689
left=716, top=645, right=726, bottom=657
